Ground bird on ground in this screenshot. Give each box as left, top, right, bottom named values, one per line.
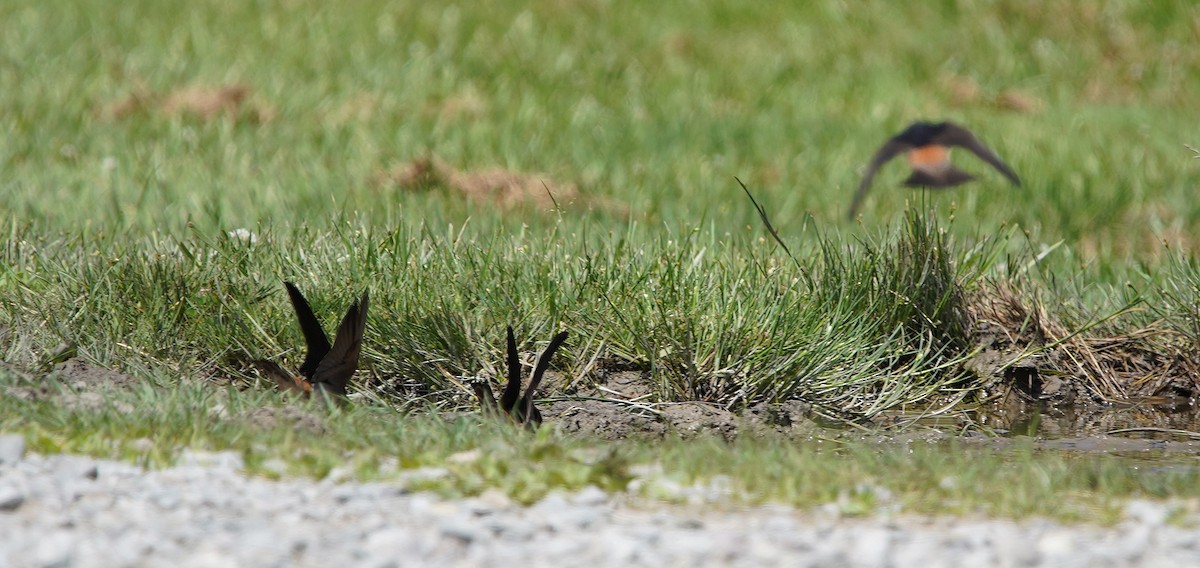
left=473, top=326, right=569, bottom=429
left=254, top=281, right=369, bottom=402
left=848, top=121, right=1022, bottom=219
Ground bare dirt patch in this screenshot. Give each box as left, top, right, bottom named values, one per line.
left=545, top=399, right=668, bottom=439
left=98, top=84, right=275, bottom=123
left=2, top=358, right=141, bottom=413
left=52, top=357, right=141, bottom=391
left=942, top=74, right=1044, bottom=114
left=238, top=406, right=327, bottom=435
left=537, top=368, right=820, bottom=441
left=372, top=156, right=627, bottom=215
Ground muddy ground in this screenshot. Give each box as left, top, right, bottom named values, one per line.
left=4, top=357, right=1200, bottom=456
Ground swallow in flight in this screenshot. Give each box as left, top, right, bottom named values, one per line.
left=473, top=326, right=568, bottom=429
left=255, top=281, right=369, bottom=402
left=848, top=121, right=1021, bottom=219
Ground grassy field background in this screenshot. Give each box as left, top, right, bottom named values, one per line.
left=3, top=0, right=1200, bottom=518
left=5, top=1, right=1198, bottom=242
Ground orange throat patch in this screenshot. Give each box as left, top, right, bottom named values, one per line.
left=907, top=145, right=950, bottom=173
left=290, top=376, right=314, bottom=394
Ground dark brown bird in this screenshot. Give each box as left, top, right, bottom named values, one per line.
left=473, top=326, right=568, bottom=429
left=255, top=281, right=369, bottom=402
left=848, top=121, right=1021, bottom=219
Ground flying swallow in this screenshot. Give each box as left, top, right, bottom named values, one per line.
left=473, top=326, right=569, bottom=429
left=255, top=281, right=369, bottom=402
left=848, top=121, right=1021, bottom=219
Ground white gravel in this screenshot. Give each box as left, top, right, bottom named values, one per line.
left=1, top=433, right=1198, bottom=567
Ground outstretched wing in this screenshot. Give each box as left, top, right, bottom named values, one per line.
left=500, top=326, right=523, bottom=414
left=284, top=282, right=332, bottom=380
left=311, top=290, right=369, bottom=396
left=518, top=331, right=569, bottom=427
left=935, top=124, right=1022, bottom=187
left=848, top=139, right=912, bottom=220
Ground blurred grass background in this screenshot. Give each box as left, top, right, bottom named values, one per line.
left=3, top=1, right=1196, bottom=248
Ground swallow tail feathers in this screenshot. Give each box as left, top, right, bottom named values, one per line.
left=475, top=326, right=569, bottom=429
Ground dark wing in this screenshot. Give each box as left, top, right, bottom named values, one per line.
left=284, top=282, right=332, bottom=380
left=848, top=139, right=913, bottom=220
left=500, top=326, right=522, bottom=414
left=472, top=380, right=501, bottom=417
left=518, top=331, right=569, bottom=427
left=310, top=290, right=369, bottom=395
left=934, top=124, right=1021, bottom=186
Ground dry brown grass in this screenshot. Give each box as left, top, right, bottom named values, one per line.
left=373, top=155, right=582, bottom=210
left=98, top=83, right=275, bottom=123
left=941, top=74, right=1043, bottom=114
left=968, top=284, right=1198, bottom=407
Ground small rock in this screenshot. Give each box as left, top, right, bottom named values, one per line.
left=570, top=485, right=609, bottom=507
left=178, top=450, right=243, bottom=471
left=1124, top=499, right=1169, bottom=527
left=377, top=457, right=400, bottom=475
left=50, top=455, right=99, bottom=480
left=484, top=517, right=535, bottom=541
left=530, top=491, right=570, bottom=514
left=554, top=506, right=602, bottom=530
left=1037, top=529, right=1075, bottom=557
left=0, top=485, right=25, bottom=511
left=600, top=533, right=647, bottom=564
left=446, top=450, right=481, bottom=464
left=463, top=487, right=511, bottom=513
left=849, top=527, right=892, bottom=566
left=151, top=489, right=182, bottom=510
left=540, top=535, right=589, bottom=559
left=179, top=548, right=238, bottom=568
left=364, top=526, right=419, bottom=561
left=323, top=466, right=354, bottom=484
left=260, top=458, right=289, bottom=476
left=701, top=475, right=735, bottom=502
left=399, top=466, right=449, bottom=483
left=0, top=434, right=25, bottom=465
left=440, top=518, right=482, bottom=544
left=33, top=530, right=74, bottom=568
left=476, top=488, right=513, bottom=511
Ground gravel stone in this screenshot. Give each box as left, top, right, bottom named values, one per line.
left=570, top=484, right=609, bottom=507
left=0, top=451, right=1198, bottom=567
left=439, top=517, right=483, bottom=543
left=1124, top=499, right=1169, bottom=526
left=0, top=434, right=25, bottom=465
left=0, top=485, right=25, bottom=511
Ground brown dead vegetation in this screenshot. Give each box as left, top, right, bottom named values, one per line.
left=373, top=155, right=592, bottom=211
left=994, top=89, right=1044, bottom=114
left=966, top=284, right=1198, bottom=410
left=942, top=75, right=1044, bottom=114
left=2, top=358, right=141, bottom=414
left=97, top=84, right=275, bottom=123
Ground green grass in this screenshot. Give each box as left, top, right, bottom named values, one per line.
left=3, top=0, right=1200, bottom=518
left=0, top=206, right=1017, bottom=414
left=4, top=2, right=1198, bottom=245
